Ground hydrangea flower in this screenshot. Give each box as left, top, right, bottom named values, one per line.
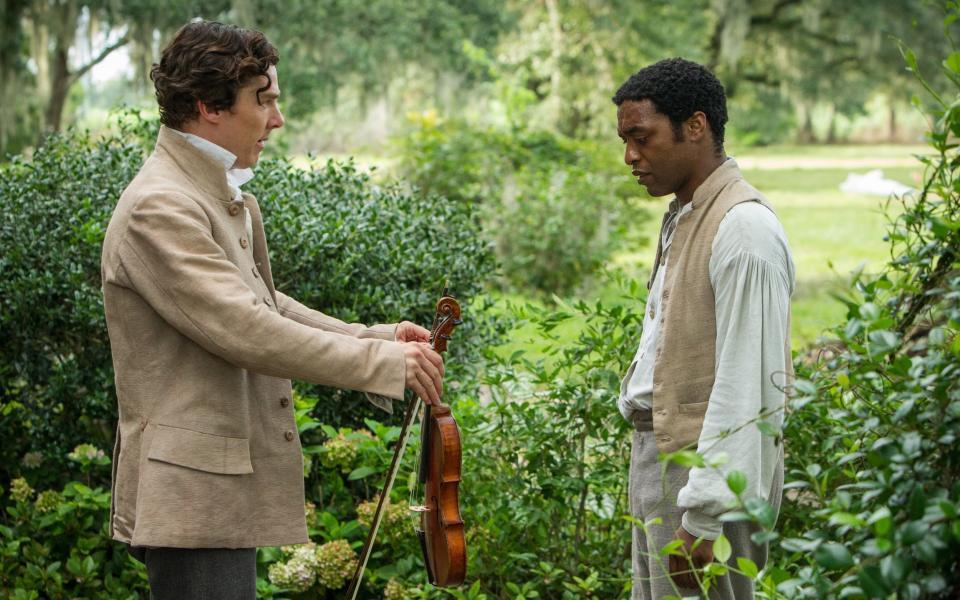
left=21, top=451, right=44, bottom=468
left=10, top=477, right=33, bottom=503
left=319, top=433, right=358, bottom=472
left=315, top=539, right=357, bottom=590
left=34, top=490, right=62, bottom=514
left=357, top=496, right=413, bottom=546
left=268, top=542, right=317, bottom=592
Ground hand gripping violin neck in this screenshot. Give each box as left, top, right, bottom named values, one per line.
left=346, top=288, right=466, bottom=598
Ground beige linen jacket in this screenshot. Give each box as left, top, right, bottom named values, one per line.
left=101, top=126, right=406, bottom=548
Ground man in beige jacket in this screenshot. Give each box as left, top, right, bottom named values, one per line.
left=101, top=21, right=444, bottom=598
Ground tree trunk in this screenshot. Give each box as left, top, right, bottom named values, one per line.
left=826, top=104, right=837, bottom=144
left=543, top=0, right=563, bottom=130
left=45, top=43, right=71, bottom=134
left=0, top=0, right=29, bottom=156
left=888, top=100, right=897, bottom=142
left=796, top=104, right=816, bottom=144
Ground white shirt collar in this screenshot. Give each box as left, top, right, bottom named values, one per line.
left=169, top=129, right=254, bottom=199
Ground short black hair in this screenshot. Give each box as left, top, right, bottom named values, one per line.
left=613, top=58, right=727, bottom=154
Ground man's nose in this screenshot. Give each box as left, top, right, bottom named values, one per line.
left=272, top=106, right=285, bottom=129
left=624, top=145, right=638, bottom=167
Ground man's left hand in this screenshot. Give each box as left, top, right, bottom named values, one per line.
left=396, top=321, right=431, bottom=343
left=668, top=526, right=714, bottom=590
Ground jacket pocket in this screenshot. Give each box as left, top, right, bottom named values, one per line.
left=147, top=424, right=253, bottom=475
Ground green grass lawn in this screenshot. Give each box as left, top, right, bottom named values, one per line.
left=493, top=144, right=928, bottom=358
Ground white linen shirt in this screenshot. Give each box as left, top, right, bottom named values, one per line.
left=621, top=199, right=795, bottom=539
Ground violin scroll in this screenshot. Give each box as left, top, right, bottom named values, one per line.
left=430, top=289, right=462, bottom=354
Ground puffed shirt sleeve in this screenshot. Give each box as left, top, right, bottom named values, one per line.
left=676, top=201, right=794, bottom=539
left=117, top=192, right=406, bottom=399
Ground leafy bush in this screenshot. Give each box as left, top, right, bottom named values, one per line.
left=252, top=276, right=643, bottom=599
left=757, top=28, right=960, bottom=598
left=0, top=447, right=149, bottom=599
left=396, top=113, right=646, bottom=296
left=0, top=116, right=496, bottom=492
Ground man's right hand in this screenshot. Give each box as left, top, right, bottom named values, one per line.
left=402, top=342, right=444, bottom=404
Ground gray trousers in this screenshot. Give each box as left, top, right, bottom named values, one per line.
left=629, top=429, right=783, bottom=600
left=128, top=545, right=257, bottom=600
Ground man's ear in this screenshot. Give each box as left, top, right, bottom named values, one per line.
left=685, top=111, right=708, bottom=143
left=196, top=99, right=222, bottom=124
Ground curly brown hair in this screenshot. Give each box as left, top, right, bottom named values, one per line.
left=150, top=21, right=280, bottom=129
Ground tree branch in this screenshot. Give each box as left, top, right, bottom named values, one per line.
left=750, top=0, right=805, bottom=27
left=70, top=31, right=130, bottom=84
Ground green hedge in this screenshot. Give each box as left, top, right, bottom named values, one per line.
left=0, top=119, right=496, bottom=491
left=396, top=114, right=647, bottom=296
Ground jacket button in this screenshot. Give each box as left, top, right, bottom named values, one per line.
left=228, top=203, right=240, bottom=216
left=280, top=397, right=289, bottom=408
left=239, top=238, right=249, bottom=249
left=284, top=430, right=295, bottom=441
left=252, top=267, right=260, bottom=279
left=263, top=296, right=272, bottom=307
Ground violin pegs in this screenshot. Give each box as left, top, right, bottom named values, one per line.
left=453, top=319, right=463, bottom=326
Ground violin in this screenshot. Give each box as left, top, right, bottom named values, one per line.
left=414, top=293, right=466, bottom=586
left=346, top=287, right=466, bottom=598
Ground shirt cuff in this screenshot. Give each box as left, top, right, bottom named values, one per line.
left=364, top=392, right=395, bottom=414
left=681, top=509, right=723, bottom=540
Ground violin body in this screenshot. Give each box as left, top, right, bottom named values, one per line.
left=417, top=402, right=466, bottom=586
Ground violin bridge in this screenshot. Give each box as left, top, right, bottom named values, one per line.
left=408, top=505, right=429, bottom=513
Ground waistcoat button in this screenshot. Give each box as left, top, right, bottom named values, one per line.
left=228, top=203, right=240, bottom=216
left=284, top=430, right=295, bottom=441
left=280, top=397, right=289, bottom=408
left=239, top=238, right=249, bottom=249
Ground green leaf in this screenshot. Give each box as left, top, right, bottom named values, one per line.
left=904, top=47, right=919, bottom=72
left=347, top=466, right=377, bottom=480
left=726, top=471, right=747, bottom=495
left=660, top=539, right=685, bottom=556
left=664, top=450, right=705, bottom=468
left=736, top=557, right=759, bottom=578
left=880, top=555, right=909, bottom=586
left=704, top=562, right=728, bottom=577
left=941, top=501, right=958, bottom=519
left=945, top=52, right=960, bottom=74
left=868, top=330, right=899, bottom=354
left=900, top=520, right=927, bottom=545
left=828, top=512, right=865, bottom=529
left=756, top=420, right=780, bottom=438
left=869, top=507, right=893, bottom=536
left=713, top=534, right=731, bottom=563
left=814, top=542, right=854, bottom=570
left=858, top=565, right=891, bottom=597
